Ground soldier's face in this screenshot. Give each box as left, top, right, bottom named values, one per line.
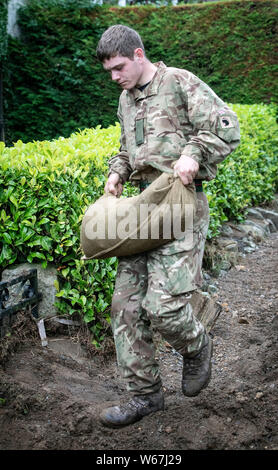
left=103, top=51, right=144, bottom=90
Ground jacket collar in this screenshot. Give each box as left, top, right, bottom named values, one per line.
left=127, top=61, right=167, bottom=102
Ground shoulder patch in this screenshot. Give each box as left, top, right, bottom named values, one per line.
left=220, top=115, right=234, bottom=129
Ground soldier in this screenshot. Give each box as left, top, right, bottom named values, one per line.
left=96, top=24, right=240, bottom=427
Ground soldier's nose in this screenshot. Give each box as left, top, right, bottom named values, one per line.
left=111, top=70, right=120, bottom=82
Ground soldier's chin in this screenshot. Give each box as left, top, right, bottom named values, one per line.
left=120, top=82, right=133, bottom=90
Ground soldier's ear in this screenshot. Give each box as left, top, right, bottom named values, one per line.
left=134, top=48, right=144, bottom=61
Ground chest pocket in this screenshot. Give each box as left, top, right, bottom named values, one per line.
left=134, top=99, right=147, bottom=146
left=135, top=118, right=145, bottom=145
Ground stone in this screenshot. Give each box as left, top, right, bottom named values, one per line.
left=243, top=246, right=256, bottom=253
left=221, top=260, right=232, bottom=270
left=247, top=216, right=274, bottom=235
left=219, top=224, right=234, bottom=237
left=271, top=315, right=278, bottom=330
left=215, top=237, right=238, bottom=251
left=238, top=317, right=249, bottom=324
left=225, top=242, right=239, bottom=252
left=235, top=265, right=247, bottom=271
left=1, top=263, right=58, bottom=318
left=268, top=194, right=278, bottom=212
left=208, top=284, right=218, bottom=293
left=265, top=219, right=277, bottom=233
left=236, top=221, right=267, bottom=240
left=246, top=205, right=278, bottom=232
left=249, top=218, right=270, bottom=232
left=246, top=208, right=265, bottom=220
left=255, top=208, right=278, bottom=230
left=242, top=238, right=258, bottom=252
left=203, top=272, right=211, bottom=281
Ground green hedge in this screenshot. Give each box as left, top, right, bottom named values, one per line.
left=0, top=103, right=277, bottom=344
left=0, top=124, right=121, bottom=345
left=3, top=0, right=278, bottom=144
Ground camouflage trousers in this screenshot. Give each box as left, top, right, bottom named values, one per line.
left=111, top=192, right=210, bottom=395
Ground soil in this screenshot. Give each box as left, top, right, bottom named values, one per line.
left=0, top=233, right=277, bottom=452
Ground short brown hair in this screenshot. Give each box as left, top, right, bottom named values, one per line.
left=96, top=24, right=145, bottom=62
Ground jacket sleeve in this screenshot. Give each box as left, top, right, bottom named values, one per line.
left=107, top=100, right=132, bottom=184
left=179, top=74, right=241, bottom=166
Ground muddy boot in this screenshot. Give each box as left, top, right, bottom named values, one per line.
left=99, top=389, right=164, bottom=428
left=182, top=334, right=213, bottom=397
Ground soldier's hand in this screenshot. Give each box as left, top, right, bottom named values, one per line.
left=173, top=155, right=199, bottom=185
left=104, top=173, right=123, bottom=197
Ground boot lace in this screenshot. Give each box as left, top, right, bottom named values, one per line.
left=118, top=396, right=149, bottom=413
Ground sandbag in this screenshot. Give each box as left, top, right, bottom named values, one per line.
left=81, top=172, right=197, bottom=260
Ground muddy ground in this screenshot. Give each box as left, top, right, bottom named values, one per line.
left=0, top=233, right=277, bottom=452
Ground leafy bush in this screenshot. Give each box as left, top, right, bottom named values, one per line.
left=0, top=103, right=277, bottom=345
left=0, top=124, right=121, bottom=345
left=3, top=0, right=278, bottom=144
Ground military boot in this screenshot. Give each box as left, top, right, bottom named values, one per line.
left=182, top=334, right=213, bottom=397
left=99, top=389, right=164, bottom=428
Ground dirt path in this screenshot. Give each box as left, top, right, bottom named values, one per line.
left=0, top=233, right=277, bottom=451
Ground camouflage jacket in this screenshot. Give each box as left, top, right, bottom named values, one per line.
left=108, top=62, right=240, bottom=184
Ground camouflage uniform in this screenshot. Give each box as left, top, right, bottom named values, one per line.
left=108, top=62, right=240, bottom=395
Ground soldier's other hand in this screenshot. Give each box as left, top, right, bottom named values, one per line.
left=104, top=173, right=123, bottom=197
left=173, top=156, right=199, bottom=185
